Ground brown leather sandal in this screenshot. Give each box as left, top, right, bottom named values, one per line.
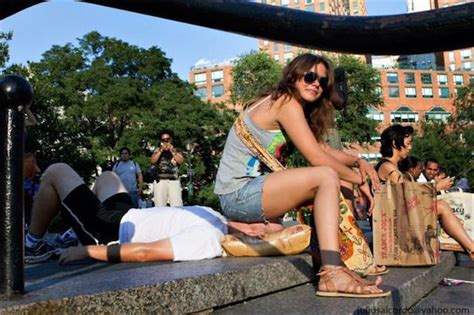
left=316, top=266, right=390, bottom=298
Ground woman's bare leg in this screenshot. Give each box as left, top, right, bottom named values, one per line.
left=262, top=166, right=384, bottom=294
left=438, top=200, right=474, bottom=254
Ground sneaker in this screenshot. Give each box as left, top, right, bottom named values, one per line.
left=49, top=228, right=79, bottom=250
left=25, top=241, right=56, bottom=264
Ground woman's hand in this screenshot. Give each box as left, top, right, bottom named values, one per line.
left=359, top=182, right=375, bottom=216
left=58, top=246, right=89, bottom=265
left=358, top=159, right=381, bottom=191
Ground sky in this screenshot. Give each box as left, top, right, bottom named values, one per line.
left=2, top=0, right=407, bottom=81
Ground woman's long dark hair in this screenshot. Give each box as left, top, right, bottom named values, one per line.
left=246, top=53, right=337, bottom=142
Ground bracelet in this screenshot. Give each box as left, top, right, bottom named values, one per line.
left=107, top=244, right=122, bottom=263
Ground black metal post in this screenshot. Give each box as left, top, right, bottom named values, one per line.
left=0, top=75, right=33, bottom=297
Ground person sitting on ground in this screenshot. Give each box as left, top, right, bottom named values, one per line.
left=25, top=163, right=227, bottom=264
left=417, top=158, right=453, bottom=192
left=376, top=125, right=474, bottom=260
left=112, top=147, right=143, bottom=208
left=399, top=156, right=423, bottom=181
left=24, top=152, right=41, bottom=227
left=214, top=53, right=388, bottom=298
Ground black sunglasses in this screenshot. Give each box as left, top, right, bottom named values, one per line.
left=303, top=71, right=329, bottom=90
left=161, top=137, right=171, bottom=142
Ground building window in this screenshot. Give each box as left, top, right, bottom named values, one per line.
left=284, top=52, right=294, bottom=62
left=211, top=70, right=224, bottom=82
left=421, top=73, right=432, bottom=84
left=460, top=49, right=472, bottom=60
left=470, top=75, right=474, bottom=85
left=453, top=74, right=464, bottom=85
left=305, top=0, right=313, bottom=3
left=437, top=74, right=448, bottom=85
left=438, top=87, right=450, bottom=98
left=448, top=51, right=455, bottom=62
left=263, top=40, right=269, bottom=47
left=305, top=4, right=314, bottom=11
left=319, top=1, right=325, bottom=11
left=388, top=86, right=399, bottom=97
left=281, top=0, right=290, bottom=6
left=449, top=64, right=456, bottom=71
left=366, top=107, right=384, bottom=121
left=359, top=153, right=382, bottom=163
left=422, top=87, right=433, bottom=98
left=211, top=85, right=224, bottom=98
left=274, top=54, right=279, bottom=62
left=425, top=107, right=450, bottom=122
left=273, top=43, right=279, bottom=52
left=391, top=107, right=418, bottom=123
left=405, top=87, right=417, bottom=98
left=195, top=87, right=207, bottom=99
left=462, top=62, right=471, bottom=71
left=194, top=73, right=207, bottom=84
left=283, top=44, right=292, bottom=51
left=386, top=72, right=398, bottom=83
left=404, top=73, right=415, bottom=84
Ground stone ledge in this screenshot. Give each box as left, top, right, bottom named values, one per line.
left=215, top=251, right=456, bottom=314
left=0, top=254, right=315, bottom=313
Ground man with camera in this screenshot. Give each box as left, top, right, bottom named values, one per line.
left=150, top=130, right=184, bottom=206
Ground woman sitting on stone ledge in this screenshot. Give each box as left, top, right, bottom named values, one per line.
left=214, top=53, right=389, bottom=298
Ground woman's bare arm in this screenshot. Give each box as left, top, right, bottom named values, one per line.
left=277, top=100, right=363, bottom=185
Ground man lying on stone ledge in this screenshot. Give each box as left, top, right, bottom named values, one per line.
left=25, top=162, right=389, bottom=298
left=25, top=162, right=290, bottom=265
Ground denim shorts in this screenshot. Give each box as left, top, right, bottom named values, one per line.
left=218, top=175, right=267, bottom=223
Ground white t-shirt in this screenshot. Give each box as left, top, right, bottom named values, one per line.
left=118, top=206, right=228, bottom=261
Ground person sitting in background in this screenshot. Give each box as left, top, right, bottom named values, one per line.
left=24, top=153, right=41, bottom=227
left=399, top=156, right=423, bottom=181
left=417, top=158, right=452, bottom=192
left=376, top=125, right=474, bottom=260
left=112, top=147, right=143, bottom=208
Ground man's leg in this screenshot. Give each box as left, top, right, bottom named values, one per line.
left=154, top=180, right=169, bottom=206
left=168, top=179, right=183, bottom=207
left=28, top=163, right=85, bottom=237
left=26, top=163, right=85, bottom=263
left=92, top=171, right=128, bottom=202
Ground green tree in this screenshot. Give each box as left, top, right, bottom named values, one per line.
left=0, top=31, right=13, bottom=70
left=230, top=51, right=281, bottom=106
left=6, top=32, right=235, bottom=206
left=332, top=55, right=383, bottom=144
left=412, top=84, right=473, bottom=187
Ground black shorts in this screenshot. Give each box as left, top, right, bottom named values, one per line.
left=61, top=184, right=133, bottom=245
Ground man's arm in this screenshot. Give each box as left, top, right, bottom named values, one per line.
left=58, top=240, right=174, bottom=264
left=171, top=149, right=184, bottom=165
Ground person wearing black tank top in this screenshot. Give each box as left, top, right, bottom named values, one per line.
left=377, top=125, right=473, bottom=260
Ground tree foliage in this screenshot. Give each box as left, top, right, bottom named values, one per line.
left=332, top=54, right=383, bottom=144
left=4, top=32, right=236, bottom=205
left=412, top=84, right=473, bottom=187
left=230, top=51, right=281, bottom=106
left=0, top=31, right=13, bottom=70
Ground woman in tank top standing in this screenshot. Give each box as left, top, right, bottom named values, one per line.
left=215, top=54, right=388, bottom=298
